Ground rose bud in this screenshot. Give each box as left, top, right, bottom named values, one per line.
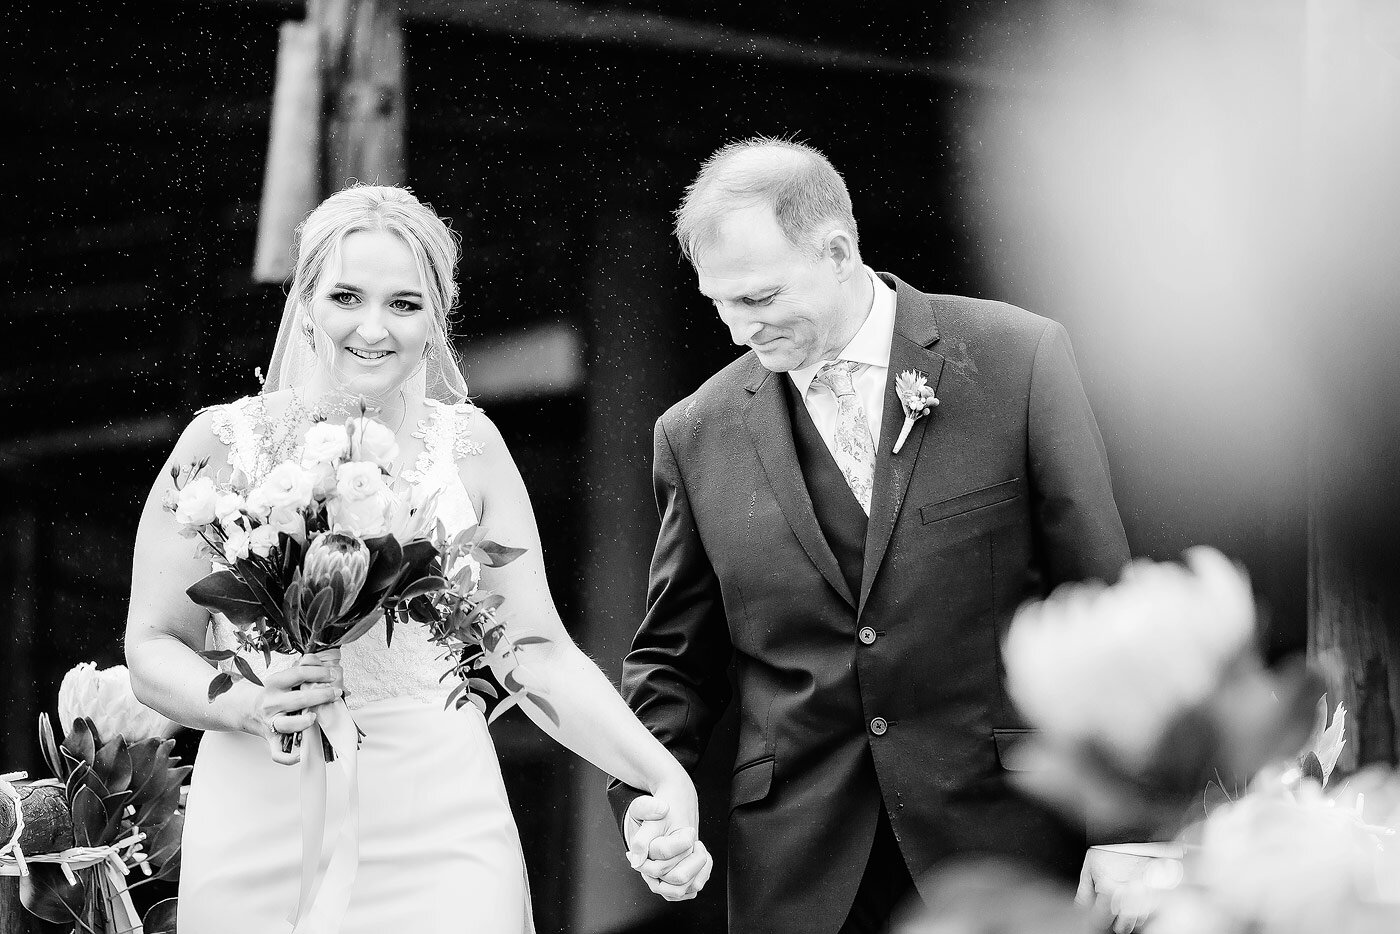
left=302, top=531, right=372, bottom=616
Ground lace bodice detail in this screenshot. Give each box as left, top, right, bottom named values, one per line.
left=204, top=395, right=485, bottom=709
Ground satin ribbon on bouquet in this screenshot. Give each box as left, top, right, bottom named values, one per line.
left=287, top=698, right=360, bottom=934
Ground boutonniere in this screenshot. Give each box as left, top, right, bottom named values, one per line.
left=892, top=369, right=939, bottom=455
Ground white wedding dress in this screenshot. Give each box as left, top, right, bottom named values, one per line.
left=177, top=397, right=534, bottom=933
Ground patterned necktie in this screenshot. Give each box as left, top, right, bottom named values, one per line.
left=812, top=360, right=876, bottom=514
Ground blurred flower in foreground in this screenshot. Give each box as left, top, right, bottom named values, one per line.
left=1003, top=547, right=1322, bottom=837
left=1147, top=768, right=1400, bottom=934
left=58, top=662, right=181, bottom=744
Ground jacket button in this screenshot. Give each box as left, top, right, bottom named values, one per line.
left=858, top=626, right=877, bottom=645
left=870, top=717, right=888, bottom=736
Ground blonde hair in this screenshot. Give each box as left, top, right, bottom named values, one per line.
left=288, top=185, right=464, bottom=387
left=674, top=137, right=859, bottom=264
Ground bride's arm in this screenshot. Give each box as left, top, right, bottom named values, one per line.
left=124, top=412, right=341, bottom=762
left=464, top=413, right=696, bottom=820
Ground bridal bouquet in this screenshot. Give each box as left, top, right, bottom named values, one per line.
left=166, top=411, right=439, bottom=756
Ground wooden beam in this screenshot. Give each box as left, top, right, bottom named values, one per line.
left=0, top=417, right=180, bottom=468
left=214, top=0, right=1020, bottom=89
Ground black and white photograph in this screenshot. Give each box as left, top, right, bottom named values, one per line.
left=4, top=2, right=1400, bottom=933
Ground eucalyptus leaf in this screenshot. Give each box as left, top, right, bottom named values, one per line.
left=198, top=649, right=238, bottom=662
left=208, top=671, right=235, bottom=701
left=231, top=653, right=265, bottom=687
left=475, top=540, right=527, bottom=568
left=487, top=693, right=520, bottom=725
left=526, top=694, right=560, bottom=727
left=186, top=569, right=265, bottom=627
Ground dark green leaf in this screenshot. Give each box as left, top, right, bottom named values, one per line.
left=18, top=863, right=88, bottom=923
left=513, top=636, right=550, bottom=648
left=208, top=671, right=235, bottom=701
left=526, top=693, right=560, bottom=727
left=71, top=786, right=107, bottom=846
left=467, top=677, right=498, bottom=699
left=337, top=610, right=385, bottom=647
left=198, top=649, right=238, bottom=662
left=475, top=540, right=527, bottom=567
left=143, top=898, right=179, bottom=934
left=62, top=717, right=98, bottom=768
left=486, top=694, right=520, bottom=725
left=186, top=570, right=265, bottom=627
left=39, top=712, right=68, bottom=780
left=397, top=575, right=451, bottom=602
left=231, top=654, right=265, bottom=687
left=503, top=670, right=522, bottom=693
left=445, top=681, right=468, bottom=711
left=95, top=737, right=132, bottom=795
left=234, top=556, right=287, bottom=627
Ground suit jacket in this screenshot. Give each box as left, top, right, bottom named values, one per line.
left=610, top=274, right=1130, bottom=934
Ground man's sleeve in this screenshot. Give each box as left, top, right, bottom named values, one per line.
left=606, top=416, right=735, bottom=834
left=1027, top=320, right=1131, bottom=586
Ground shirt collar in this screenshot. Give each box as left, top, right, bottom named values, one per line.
left=789, top=266, right=897, bottom=396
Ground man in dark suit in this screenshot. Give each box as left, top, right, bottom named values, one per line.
left=609, top=138, right=1130, bottom=933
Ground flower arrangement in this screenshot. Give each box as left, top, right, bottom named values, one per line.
left=1, top=666, right=190, bottom=934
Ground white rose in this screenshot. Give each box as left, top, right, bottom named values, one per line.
left=302, top=421, right=350, bottom=466
left=348, top=417, right=400, bottom=470
left=174, top=476, right=219, bottom=527
left=58, top=663, right=180, bottom=744
left=244, top=486, right=272, bottom=520
left=215, top=491, right=244, bottom=527
left=254, top=461, right=316, bottom=512
left=247, top=524, right=281, bottom=558
left=336, top=461, right=388, bottom=501
left=223, top=524, right=251, bottom=562
left=1003, top=547, right=1255, bottom=769
left=328, top=462, right=393, bottom=537
left=265, top=505, right=306, bottom=541
left=328, top=495, right=391, bottom=538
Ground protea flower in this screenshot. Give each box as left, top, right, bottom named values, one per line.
left=58, top=663, right=180, bottom=744
left=302, top=531, right=371, bottom=617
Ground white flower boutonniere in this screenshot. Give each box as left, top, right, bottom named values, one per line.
left=892, top=369, right=939, bottom=455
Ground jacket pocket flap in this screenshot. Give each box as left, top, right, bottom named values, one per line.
left=729, top=755, right=774, bottom=811
left=992, top=728, right=1038, bottom=772
left=921, top=478, right=1024, bottom=525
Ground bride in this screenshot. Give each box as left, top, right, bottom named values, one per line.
left=124, top=185, right=711, bottom=932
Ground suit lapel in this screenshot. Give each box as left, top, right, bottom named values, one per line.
left=859, top=280, right=946, bottom=614
left=744, top=365, right=857, bottom=609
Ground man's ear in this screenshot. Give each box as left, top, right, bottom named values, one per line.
left=823, top=229, right=860, bottom=282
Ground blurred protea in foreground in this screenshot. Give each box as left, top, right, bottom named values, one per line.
left=1002, top=547, right=1322, bottom=837
left=58, top=662, right=180, bottom=745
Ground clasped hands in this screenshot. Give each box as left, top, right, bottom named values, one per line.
left=245, top=649, right=346, bottom=765
left=623, top=794, right=714, bottom=901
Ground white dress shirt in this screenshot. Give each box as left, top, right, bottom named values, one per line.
left=788, top=267, right=896, bottom=458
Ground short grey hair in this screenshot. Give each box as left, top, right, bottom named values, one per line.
left=674, top=137, right=859, bottom=264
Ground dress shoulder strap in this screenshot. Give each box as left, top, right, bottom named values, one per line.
left=200, top=395, right=265, bottom=481
left=402, top=400, right=485, bottom=486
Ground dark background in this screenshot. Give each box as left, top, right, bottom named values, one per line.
left=3, top=2, right=1344, bottom=932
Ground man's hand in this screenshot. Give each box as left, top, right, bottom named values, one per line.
left=1077, top=844, right=1184, bottom=934
left=624, top=795, right=714, bottom=901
